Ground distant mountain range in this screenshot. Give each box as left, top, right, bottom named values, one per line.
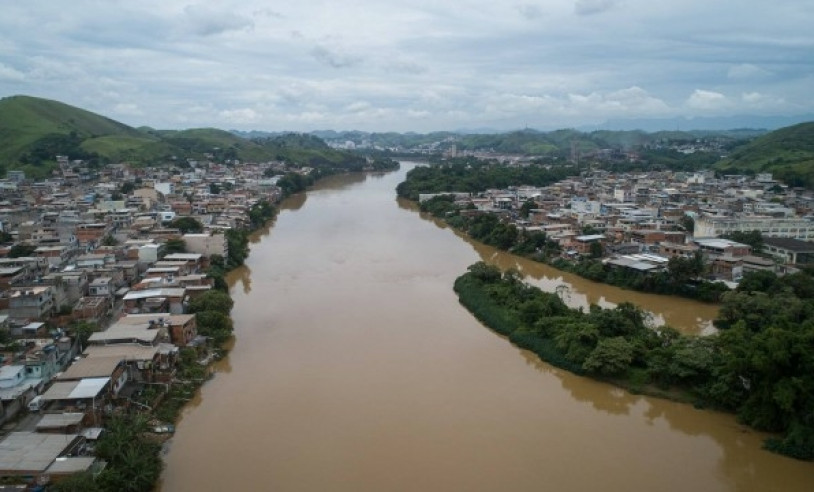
left=579, top=114, right=814, bottom=133
left=1, top=94, right=813, bottom=186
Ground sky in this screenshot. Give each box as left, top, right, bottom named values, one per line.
left=0, top=0, right=812, bottom=132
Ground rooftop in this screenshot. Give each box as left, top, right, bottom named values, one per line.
left=764, top=236, right=814, bottom=252
left=41, top=377, right=110, bottom=401
left=0, top=432, right=81, bottom=474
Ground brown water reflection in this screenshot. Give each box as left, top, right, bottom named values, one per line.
left=160, top=163, right=814, bottom=492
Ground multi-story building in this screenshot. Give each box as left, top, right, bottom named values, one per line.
left=694, top=216, right=814, bottom=240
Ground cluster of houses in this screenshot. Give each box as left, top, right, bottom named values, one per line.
left=0, top=158, right=292, bottom=485
left=423, top=169, right=814, bottom=282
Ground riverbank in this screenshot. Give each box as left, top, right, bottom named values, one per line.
left=417, top=194, right=730, bottom=303
left=454, top=261, right=814, bottom=461
left=158, top=161, right=814, bottom=492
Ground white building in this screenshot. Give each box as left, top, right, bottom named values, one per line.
left=694, top=216, right=814, bottom=240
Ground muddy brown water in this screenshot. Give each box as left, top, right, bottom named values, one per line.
left=159, top=163, right=814, bottom=491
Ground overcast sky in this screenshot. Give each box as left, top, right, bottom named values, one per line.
left=1, top=1, right=812, bottom=132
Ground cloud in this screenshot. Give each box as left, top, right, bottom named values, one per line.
left=686, top=89, right=729, bottom=110
left=0, top=1, right=810, bottom=132
left=183, top=5, right=254, bottom=36
left=0, top=62, right=24, bottom=81
left=516, top=4, right=543, bottom=20
left=112, top=103, right=143, bottom=116
left=310, top=45, right=362, bottom=69
left=727, top=63, right=771, bottom=80
left=218, top=108, right=261, bottom=124
left=575, top=0, right=617, bottom=16
left=344, top=101, right=372, bottom=113
left=741, top=91, right=786, bottom=108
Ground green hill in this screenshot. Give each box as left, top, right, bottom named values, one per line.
left=718, top=122, right=814, bottom=187
left=0, top=95, right=383, bottom=178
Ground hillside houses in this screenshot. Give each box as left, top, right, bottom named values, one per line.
left=0, top=159, right=285, bottom=484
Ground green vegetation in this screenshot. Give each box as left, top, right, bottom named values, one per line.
left=549, top=255, right=730, bottom=303
left=169, top=216, right=203, bottom=234
left=50, top=415, right=162, bottom=492
left=7, top=243, right=37, bottom=258
left=718, top=122, right=814, bottom=188
left=257, top=133, right=399, bottom=173
left=721, top=230, right=764, bottom=253
left=163, top=238, right=187, bottom=254
left=396, top=158, right=571, bottom=201
left=0, top=96, right=394, bottom=171
left=455, top=263, right=814, bottom=460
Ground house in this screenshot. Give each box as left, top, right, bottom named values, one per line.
left=0, top=432, right=87, bottom=480
left=0, top=266, right=28, bottom=289
left=83, top=343, right=177, bottom=384
left=122, top=288, right=186, bottom=315
left=88, top=321, right=169, bottom=346
left=570, top=234, right=606, bottom=255
left=162, top=252, right=206, bottom=272
left=74, top=223, right=109, bottom=245
left=39, top=377, right=110, bottom=423
left=183, top=232, right=228, bottom=258
left=57, top=356, right=128, bottom=397
left=35, top=412, right=85, bottom=434
left=659, top=242, right=699, bottom=258
left=87, top=277, right=114, bottom=301
left=118, top=313, right=197, bottom=347
left=8, top=286, right=56, bottom=321
left=0, top=365, right=43, bottom=423
left=605, top=253, right=669, bottom=274
left=693, top=238, right=752, bottom=258
left=72, top=296, right=110, bottom=323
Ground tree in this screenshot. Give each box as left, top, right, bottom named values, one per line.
left=71, top=321, right=98, bottom=351
left=102, top=234, right=118, bottom=246
left=519, top=199, right=536, bottom=218
left=195, top=310, right=234, bottom=344
left=170, top=217, right=203, bottom=233
left=7, top=243, right=36, bottom=258
left=680, top=215, right=695, bottom=234
left=187, top=290, right=233, bottom=314
left=163, top=238, right=186, bottom=254
left=120, top=182, right=136, bottom=195
left=582, top=337, right=634, bottom=376
left=589, top=240, right=604, bottom=258
left=722, top=230, right=764, bottom=253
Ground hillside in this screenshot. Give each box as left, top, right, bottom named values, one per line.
left=0, top=95, right=370, bottom=177
left=0, top=95, right=154, bottom=170
left=718, top=122, right=814, bottom=187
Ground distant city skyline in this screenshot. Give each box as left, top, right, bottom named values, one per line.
left=1, top=1, right=812, bottom=132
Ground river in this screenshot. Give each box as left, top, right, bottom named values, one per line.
left=159, top=163, right=814, bottom=491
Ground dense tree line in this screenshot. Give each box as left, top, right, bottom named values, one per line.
left=396, top=158, right=572, bottom=201
left=455, top=263, right=814, bottom=460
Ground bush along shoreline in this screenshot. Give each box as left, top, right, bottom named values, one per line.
left=454, top=261, right=814, bottom=461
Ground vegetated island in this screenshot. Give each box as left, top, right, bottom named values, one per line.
left=454, top=261, right=814, bottom=460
